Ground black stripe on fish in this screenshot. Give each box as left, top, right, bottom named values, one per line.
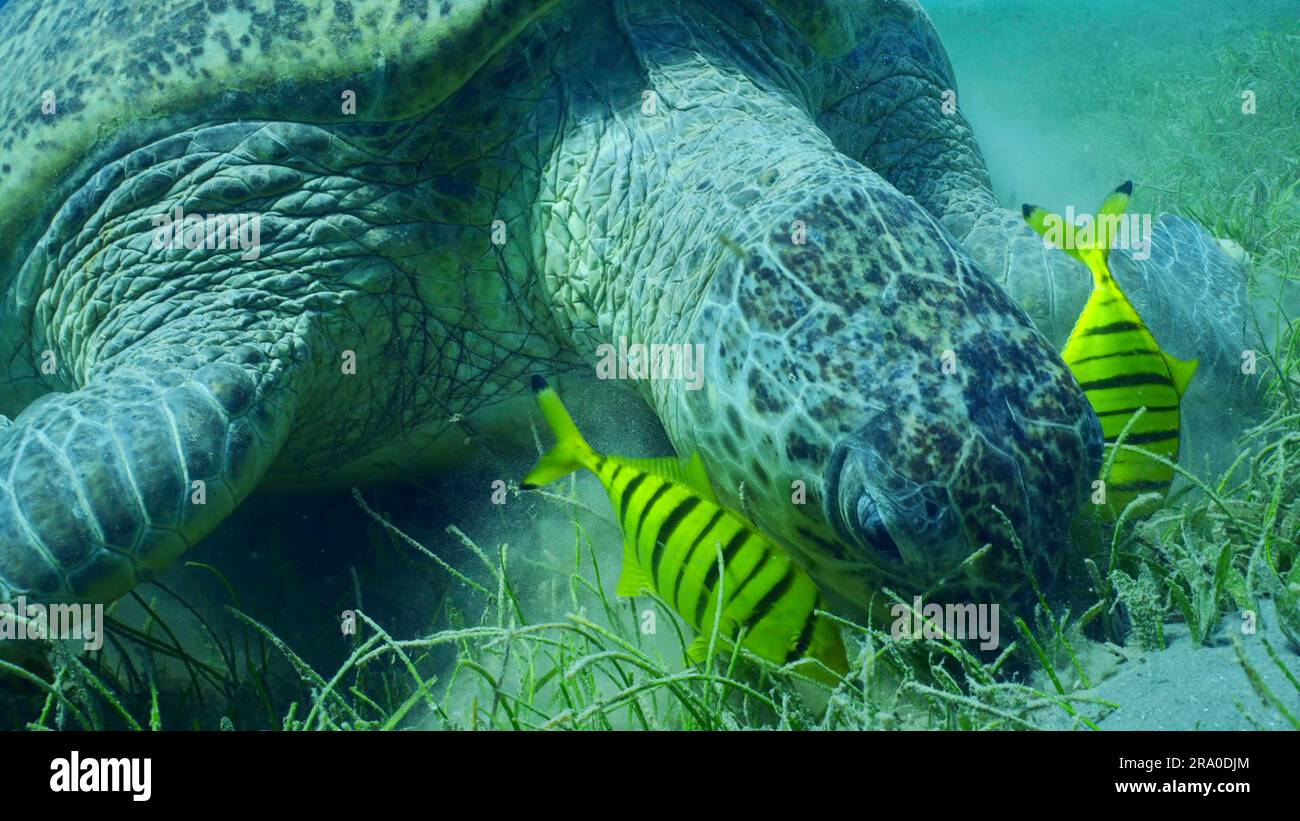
left=618, top=472, right=650, bottom=531
left=1109, top=429, right=1179, bottom=445
left=1079, top=372, right=1173, bottom=391
left=1096, top=404, right=1179, bottom=417
left=743, top=566, right=796, bottom=632
left=634, top=482, right=672, bottom=546
left=723, top=543, right=766, bottom=609
left=1108, top=479, right=1171, bottom=491
left=650, top=496, right=701, bottom=590
left=1083, top=321, right=1146, bottom=336
left=673, top=508, right=726, bottom=612
left=697, top=528, right=750, bottom=623
left=607, top=465, right=627, bottom=519
left=1070, top=348, right=1161, bottom=366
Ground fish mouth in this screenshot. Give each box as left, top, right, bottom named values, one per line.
left=825, top=438, right=964, bottom=581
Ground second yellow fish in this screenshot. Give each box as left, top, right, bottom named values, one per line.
left=1023, top=181, right=1198, bottom=516
left=521, top=375, right=848, bottom=684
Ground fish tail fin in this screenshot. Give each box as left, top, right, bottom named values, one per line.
left=1022, top=202, right=1089, bottom=266
left=1024, top=180, right=1135, bottom=288
left=1095, top=180, right=1133, bottom=269
left=522, top=375, right=595, bottom=489
left=1076, top=180, right=1138, bottom=296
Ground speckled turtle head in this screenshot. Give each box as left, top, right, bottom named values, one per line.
left=0, top=0, right=1104, bottom=618
left=660, top=176, right=1102, bottom=606
left=527, top=0, right=1104, bottom=606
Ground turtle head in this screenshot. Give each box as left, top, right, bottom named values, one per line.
left=533, top=3, right=1102, bottom=610
left=818, top=333, right=1100, bottom=601
left=666, top=173, right=1104, bottom=607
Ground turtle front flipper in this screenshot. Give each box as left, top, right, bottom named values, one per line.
left=0, top=331, right=300, bottom=610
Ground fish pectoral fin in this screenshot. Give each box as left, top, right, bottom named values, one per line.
left=615, top=550, right=655, bottom=598
left=686, top=635, right=732, bottom=664
left=686, top=636, right=710, bottom=664
left=1163, top=353, right=1199, bottom=397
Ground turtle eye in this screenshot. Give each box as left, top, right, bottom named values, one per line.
left=856, top=494, right=903, bottom=564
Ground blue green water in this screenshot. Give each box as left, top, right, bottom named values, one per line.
left=1, top=0, right=1297, bottom=731
left=931, top=0, right=1299, bottom=210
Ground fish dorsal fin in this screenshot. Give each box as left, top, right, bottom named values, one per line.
left=615, top=538, right=656, bottom=598
left=1163, top=353, right=1199, bottom=397
left=681, top=452, right=718, bottom=503
left=619, top=452, right=718, bottom=504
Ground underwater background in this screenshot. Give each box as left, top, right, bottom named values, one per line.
left=2, top=0, right=1299, bottom=730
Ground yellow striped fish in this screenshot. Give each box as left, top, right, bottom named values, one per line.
left=521, top=375, right=848, bottom=684
left=1023, top=181, right=1198, bottom=516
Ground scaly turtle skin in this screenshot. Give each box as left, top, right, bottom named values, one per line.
left=4, top=0, right=1238, bottom=619
left=822, top=0, right=1261, bottom=476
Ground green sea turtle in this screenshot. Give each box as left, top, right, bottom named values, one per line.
left=0, top=0, right=1251, bottom=622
